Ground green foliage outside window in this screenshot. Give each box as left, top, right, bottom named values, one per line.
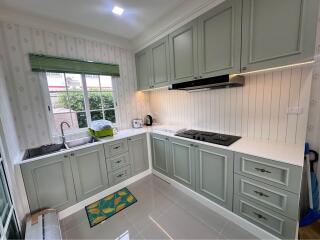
left=58, top=91, right=115, bottom=127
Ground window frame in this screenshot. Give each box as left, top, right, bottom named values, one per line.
left=41, top=72, right=118, bottom=137
left=0, top=159, right=20, bottom=240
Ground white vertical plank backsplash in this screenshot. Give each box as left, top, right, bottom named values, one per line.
left=150, top=65, right=313, bottom=144
left=0, top=21, right=150, bottom=149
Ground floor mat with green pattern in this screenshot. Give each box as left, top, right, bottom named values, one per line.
left=85, top=187, right=137, bottom=227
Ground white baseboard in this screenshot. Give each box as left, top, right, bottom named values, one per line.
left=58, top=169, right=152, bottom=220
left=152, top=170, right=279, bottom=240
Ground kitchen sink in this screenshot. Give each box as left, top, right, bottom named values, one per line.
left=23, top=143, right=67, bottom=160
left=23, top=137, right=99, bottom=160
left=65, top=137, right=98, bottom=149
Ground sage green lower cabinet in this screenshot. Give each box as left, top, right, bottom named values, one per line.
left=234, top=196, right=297, bottom=239
left=234, top=152, right=302, bottom=194
left=108, top=165, right=131, bottom=186
left=151, top=133, right=171, bottom=176
left=70, top=145, right=109, bottom=202
left=195, top=144, right=234, bottom=210
left=21, top=154, right=77, bottom=212
left=234, top=174, right=299, bottom=220
left=128, top=134, right=149, bottom=175
left=169, top=138, right=195, bottom=190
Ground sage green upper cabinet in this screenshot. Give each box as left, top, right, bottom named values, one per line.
left=195, top=144, right=234, bottom=210
left=151, top=133, right=170, bottom=177
left=135, top=48, right=151, bottom=90
left=198, top=0, right=242, bottom=78
left=150, top=37, right=170, bottom=88
left=21, top=154, right=77, bottom=212
left=169, top=138, right=195, bottom=190
left=241, top=0, right=319, bottom=72
left=70, top=145, right=109, bottom=201
left=169, top=20, right=198, bottom=84
left=129, top=134, right=149, bottom=175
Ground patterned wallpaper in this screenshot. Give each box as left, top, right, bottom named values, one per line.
left=150, top=64, right=313, bottom=145
left=0, top=21, right=150, bottom=149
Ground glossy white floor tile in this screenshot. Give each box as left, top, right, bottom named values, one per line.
left=61, top=174, right=257, bottom=239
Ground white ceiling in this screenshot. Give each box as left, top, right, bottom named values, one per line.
left=0, top=0, right=186, bottom=39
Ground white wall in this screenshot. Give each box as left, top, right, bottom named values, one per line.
left=0, top=62, right=27, bottom=229
left=0, top=14, right=150, bottom=150
left=150, top=65, right=313, bottom=145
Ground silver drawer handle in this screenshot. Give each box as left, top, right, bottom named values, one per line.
left=116, top=160, right=121, bottom=164
left=117, top=173, right=124, bottom=178
left=254, top=168, right=271, bottom=174
left=253, top=212, right=267, bottom=220
left=113, top=146, right=120, bottom=150
left=254, top=190, right=269, bottom=198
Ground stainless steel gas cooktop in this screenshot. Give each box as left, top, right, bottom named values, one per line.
left=175, top=129, right=241, bottom=146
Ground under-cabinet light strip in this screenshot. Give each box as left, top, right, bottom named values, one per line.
left=236, top=60, right=315, bottom=76
left=139, top=60, right=315, bottom=92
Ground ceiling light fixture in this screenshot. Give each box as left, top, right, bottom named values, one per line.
left=112, top=6, right=124, bottom=16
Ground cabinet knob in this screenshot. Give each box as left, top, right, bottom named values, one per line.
left=254, top=168, right=271, bottom=174
left=254, top=190, right=269, bottom=198
left=128, top=138, right=132, bottom=141
left=242, top=67, right=247, bottom=71
left=253, top=212, right=267, bottom=220
left=70, top=153, right=74, bottom=157
left=194, top=77, right=198, bottom=80
left=199, top=76, right=202, bottom=79
left=64, top=155, right=68, bottom=158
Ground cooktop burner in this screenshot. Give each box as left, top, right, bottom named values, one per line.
left=175, top=130, right=241, bottom=146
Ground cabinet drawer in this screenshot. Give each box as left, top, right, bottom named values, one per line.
left=108, top=165, right=131, bottom=186
left=234, top=153, right=302, bottom=193
left=234, top=174, right=299, bottom=220
left=234, top=196, right=297, bottom=239
left=106, top=153, right=130, bottom=171
left=104, top=139, right=128, bottom=157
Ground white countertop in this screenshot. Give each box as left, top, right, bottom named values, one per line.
left=150, top=127, right=305, bottom=167
left=17, top=125, right=305, bottom=167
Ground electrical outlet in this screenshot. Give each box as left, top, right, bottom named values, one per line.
left=287, top=107, right=303, bottom=115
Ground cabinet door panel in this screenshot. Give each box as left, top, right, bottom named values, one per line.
left=21, top=155, right=76, bottom=211
left=135, top=49, right=151, bottom=90
left=129, top=134, right=149, bottom=176
left=71, top=145, right=108, bottom=201
left=150, top=37, right=170, bottom=88
left=198, top=0, right=241, bottom=77
left=196, top=144, right=233, bottom=210
left=234, top=196, right=297, bottom=239
left=151, top=134, right=170, bottom=176
left=169, top=20, right=198, bottom=83
left=169, top=138, right=195, bottom=190
left=241, top=0, right=318, bottom=72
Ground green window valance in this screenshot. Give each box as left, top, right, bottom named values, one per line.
left=29, top=54, right=120, bottom=76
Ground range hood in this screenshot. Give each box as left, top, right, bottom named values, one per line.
left=169, top=75, right=244, bottom=91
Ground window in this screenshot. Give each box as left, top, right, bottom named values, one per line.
left=45, top=72, right=116, bottom=134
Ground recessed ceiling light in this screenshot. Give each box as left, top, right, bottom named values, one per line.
left=112, top=6, right=124, bottom=16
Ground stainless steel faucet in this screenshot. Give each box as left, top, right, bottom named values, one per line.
left=60, top=121, right=71, bottom=144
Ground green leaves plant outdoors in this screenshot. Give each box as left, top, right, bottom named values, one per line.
left=58, top=91, right=115, bottom=127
